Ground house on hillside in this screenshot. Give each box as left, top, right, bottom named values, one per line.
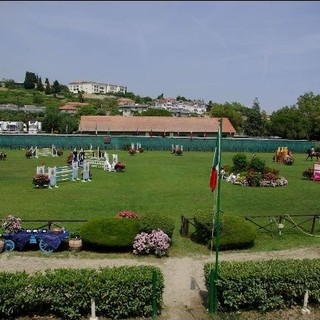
left=78, top=116, right=236, bottom=137
left=59, top=102, right=89, bottom=114
left=68, top=81, right=127, bottom=95
left=118, top=104, right=150, bottom=116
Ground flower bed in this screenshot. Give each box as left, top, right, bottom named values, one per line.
left=224, top=154, right=288, bottom=188
left=230, top=173, right=288, bottom=187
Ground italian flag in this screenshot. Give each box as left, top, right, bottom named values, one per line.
left=209, top=126, right=221, bottom=192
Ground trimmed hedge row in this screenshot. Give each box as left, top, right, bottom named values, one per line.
left=204, top=259, right=320, bottom=312
left=0, top=266, right=164, bottom=320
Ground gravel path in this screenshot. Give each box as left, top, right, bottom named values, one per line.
left=1, top=247, right=320, bottom=320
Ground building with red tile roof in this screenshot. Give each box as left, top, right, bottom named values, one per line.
left=59, top=102, right=89, bottom=114
left=78, top=116, right=236, bottom=137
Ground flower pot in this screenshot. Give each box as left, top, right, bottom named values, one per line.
left=0, top=239, right=4, bottom=253
left=51, top=227, right=62, bottom=235
left=69, top=239, right=82, bottom=252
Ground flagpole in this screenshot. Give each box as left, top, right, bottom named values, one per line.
left=209, top=118, right=222, bottom=314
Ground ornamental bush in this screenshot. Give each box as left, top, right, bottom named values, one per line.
left=232, top=153, right=248, bottom=173
left=81, top=217, right=140, bottom=249
left=139, top=213, right=175, bottom=239
left=133, top=229, right=171, bottom=257
left=192, top=211, right=224, bottom=245
left=302, top=168, right=314, bottom=180
left=192, top=213, right=257, bottom=251
left=249, top=156, right=265, bottom=172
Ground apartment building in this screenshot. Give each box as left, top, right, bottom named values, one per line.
left=68, top=81, right=127, bottom=95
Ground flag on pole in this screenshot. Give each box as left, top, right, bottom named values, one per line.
left=209, top=124, right=221, bottom=192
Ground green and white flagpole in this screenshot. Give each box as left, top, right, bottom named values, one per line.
left=209, top=118, right=222, bottom=314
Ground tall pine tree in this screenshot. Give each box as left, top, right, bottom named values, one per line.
left=24, top=71, right=37, bottom=89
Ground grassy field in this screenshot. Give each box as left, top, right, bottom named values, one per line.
left=0, top=148, right=319, bottom=256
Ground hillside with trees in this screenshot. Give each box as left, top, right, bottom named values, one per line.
left=1, top=71, right=320, bottom=139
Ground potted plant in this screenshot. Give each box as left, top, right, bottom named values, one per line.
left=128, top=148, right=136, bottom=155
left=32, top=173, right=50, bottom=188
left=68, top=230, right=82, bottom=252
left=2, top=214, right=22, bottom=234
left=0, top=234, right=4, bottom=253
left=114, top=161, right=126, bottom=172
left=302, top=168, right=314, bottom=180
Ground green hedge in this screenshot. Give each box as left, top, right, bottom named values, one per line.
left=204, top=259, right=320, bottom=312
left=81, top=217, right=140, bottom=248
left=139, top=213, right=175, bottom=239
left=193, top=214, right=257, bottom=250
left=0, top=266, right=164, bottom=319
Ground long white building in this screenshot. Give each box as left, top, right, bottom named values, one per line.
left=68, top=81, right=127, bottom=95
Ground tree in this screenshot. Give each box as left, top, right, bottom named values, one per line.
left=176, top=96, right=188, bottom=102
left=206, top=100, right=213, bottom=112
left=268, top=106, right=308, bottom=139
left=32, top=92, right=44, bottom=105
left=52, top=80, right=61, bottom=96
left=157, top=93, right=164, bottom=99
left=210, top=102, right=247, bottom=133
left=36, top=77, right=44, bottom=91
left=78, top=91, right=84, bottom=103
left=77, top=105, right=97, bottom=116
left=59, top=85, right=70, bottom=95
left=100, top=98, right=119, bottom=115
left=24, top=71, right=37, bottom=89
left=3, top=79, right=16, bottom=89
left=41, top=105, right=61, bottom=133
left=243, top=98, right=267, bottom=137
left=58, top=113, right=79, bottom=134
left=44, top=78, right=51, bottom=95
left=296, top=92, right=320, bottom=140
left=139, top=108, right=172, bottom=116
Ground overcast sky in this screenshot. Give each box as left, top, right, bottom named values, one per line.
left=1, top=1, right=319, bottom=113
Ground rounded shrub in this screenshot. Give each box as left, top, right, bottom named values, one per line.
left=211, top=215, right=257, bottom=251
left=192, top=211, right=224, bottom=245
left=192, top=213, right=257, bottom=251
left=232, top=153, right=248, bottom=173
left=249, top=156, right=265, bottom=172
left=139, top=213, right=175, bottom=239
left=81, top=217, right=140, bottom=248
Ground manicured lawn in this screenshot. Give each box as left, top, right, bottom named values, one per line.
left=0, top=148, right=319, bottom=256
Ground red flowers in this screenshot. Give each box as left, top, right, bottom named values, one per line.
left=116, top=210, right=140, bottom=219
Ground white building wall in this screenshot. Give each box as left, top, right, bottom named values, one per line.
left=69, top=81, right=127, bottom=94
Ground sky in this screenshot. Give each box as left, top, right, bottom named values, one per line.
left=0, top=1, right=320, bottom=113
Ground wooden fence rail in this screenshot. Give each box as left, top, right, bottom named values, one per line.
left=0, top=219, right=88, bottom=231
left=180, top=214, right=320, bottom=238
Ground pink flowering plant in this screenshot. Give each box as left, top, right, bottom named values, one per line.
left=133, top=229, right=171, bottom=257
left=2, top=214, right=22, bottom=234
